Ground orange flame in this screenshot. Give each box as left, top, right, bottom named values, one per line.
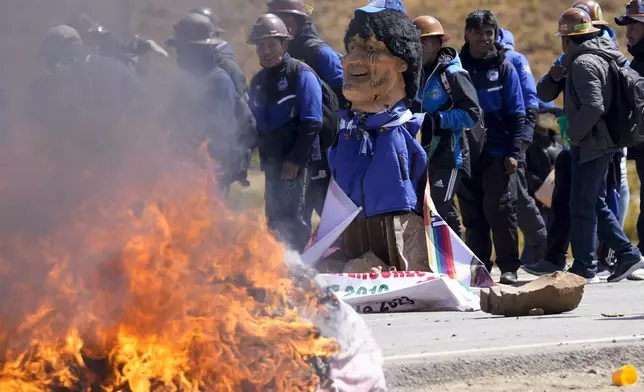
left=0, top=126, right=339, bottom=391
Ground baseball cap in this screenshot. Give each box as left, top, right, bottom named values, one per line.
left=357, top=0, right=406, bottom=14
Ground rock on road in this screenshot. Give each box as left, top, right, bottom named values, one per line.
left=366, top=271, right=644, bottom=391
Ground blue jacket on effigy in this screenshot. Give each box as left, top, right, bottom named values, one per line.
left=328, top=101, right=428, bottom=217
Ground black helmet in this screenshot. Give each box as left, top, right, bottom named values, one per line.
left=40, top=24, right=83, bottom=61
left=189, top=7, right=225, bottom=33
left=167, top=13, right=223, bottom=46
left=247, top=13, right=292, bottom=44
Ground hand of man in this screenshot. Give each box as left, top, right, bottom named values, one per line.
left=280, top=161, right=300, bottom=180
left=504, top=157, right=518, bottom=175
left=549, top=65, right=567, bottom=82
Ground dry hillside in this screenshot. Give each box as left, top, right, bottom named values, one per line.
left=0, top=0, right=640, bottom=240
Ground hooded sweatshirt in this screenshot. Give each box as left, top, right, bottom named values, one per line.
left=497, top=28, right=539, bottom=146
left=460, top=42, right=525, bottom=160
left=288, top=19, right=344, bottom=103
left=562, top=36, right=628, bottom=163
left=413, top=46, right=481, bottom=177
left=213, top=41, right=249, bottom=98
left=328, top=101, right=428, bottom=217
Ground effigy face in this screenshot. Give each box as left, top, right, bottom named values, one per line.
left=342, top=34, right=407, bottom=113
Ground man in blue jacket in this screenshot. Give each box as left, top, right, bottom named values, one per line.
left=247, top=14, right=323, bottom=253
left=496, top=27, right=547, bottom=266
left=458, top=9, right=526, bottom=284
left=412, top=15, right=482, bottom=237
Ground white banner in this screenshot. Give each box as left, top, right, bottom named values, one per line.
left=317, top=272, right=480, bottom=313
left=301, top=177, right=361, bottom=267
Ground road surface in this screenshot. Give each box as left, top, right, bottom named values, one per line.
left=367, top=270, right=644, bottom=390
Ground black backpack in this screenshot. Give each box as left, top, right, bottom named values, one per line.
left=437, top=72, right=486, bottom=166
left=285, top=59, right=339, bottom=150
left=572, top=49, right=644, bottom=148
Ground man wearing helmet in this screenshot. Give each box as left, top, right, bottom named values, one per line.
left=267, top=0, right=344, bottom=224
left=165, top=13, right=246, bottom=196
left=247, top=14, right=324, bottom=253
left=550, top=8, right=643, bottom=283
left=411, top=15, right=482, bottom=238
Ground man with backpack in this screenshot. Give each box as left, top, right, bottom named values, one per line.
left=247, top=13, right=324, bottom=252
left=412, top=15, right=482, bottom=237
left=550, top=8, right=644, bottom=282
left=267, top=0, right=344, bottom=219
left=165, top=12, right=245, bottom=196
left=178, top=7, right=257, bottom=187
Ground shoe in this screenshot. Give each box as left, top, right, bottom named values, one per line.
left=523, top=260, right=565, bottom=276
left=566, top=266, right=599, bottom=284
left=586, top=276, right=601, bottom=284
left=627, top=268, right=644, bottom=281
left=608, top=257, right=644, bottom=283
left=499, top=272, right=518, bottom=285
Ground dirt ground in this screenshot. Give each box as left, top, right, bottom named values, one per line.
left=416, top=370, right=644, bottom=391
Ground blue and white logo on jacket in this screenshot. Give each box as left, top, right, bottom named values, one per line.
left=487, top=69, right=499, bottom=81
left=277, top=77, right=288, bottom=91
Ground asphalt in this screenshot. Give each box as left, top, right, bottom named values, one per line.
left=366, top=270, right=644, bottom=390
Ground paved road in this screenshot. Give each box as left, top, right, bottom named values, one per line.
left=366, top=271, right=644, bottom=389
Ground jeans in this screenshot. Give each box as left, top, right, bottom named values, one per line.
left=618, top=151, right=629, bottom=228
left=545, top=149, right=571, bottom=267
left=569, top=148, right=640, bottom=277
left=636, top=156, right=644, bottom=251
left=264, top=163, right=312, bottom=252
left=458, top=154, right=520, bottom=273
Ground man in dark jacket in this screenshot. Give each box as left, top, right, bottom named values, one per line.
left=267, top=0, right=344, bottom=222
left=412, top=15, right=482, bottom=237
left=549, top=8, right=643, bottom=282
left=616, top=0, right=644, bottom=255
left=175, top=7, right=257, bottom=187
left=248, top=14, right=323, bottom=252
left=496, top=27, right=548, bottom=266
left=458, top=9, right=526, bottom=284
left=165, top=13, right=244, bottom=196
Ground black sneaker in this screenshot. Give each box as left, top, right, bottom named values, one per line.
left=608, top=257, right=644, bottom=283
left=499, top=271, right=518, bottom=285
left=523, top=260, right=565, bottom=276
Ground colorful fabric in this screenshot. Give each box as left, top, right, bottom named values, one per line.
left=423, top=177, right=494, bottom=288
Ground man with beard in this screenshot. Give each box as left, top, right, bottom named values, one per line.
left=411, top=15, right=482, bottom=237
left=458, top=9, right=526, bottom=284
left=247, top=14, right=323, bottom=252
left=165, top=13, right=244, bottom=195
left=267, top=0, right=344, bottom=222
left=615, top=0, right=644, bottom=266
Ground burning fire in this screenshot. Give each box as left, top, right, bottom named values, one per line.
left=0, top=126, right=339, bottom=391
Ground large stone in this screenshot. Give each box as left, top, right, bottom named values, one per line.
left=480, top=271, right=586, bottom=316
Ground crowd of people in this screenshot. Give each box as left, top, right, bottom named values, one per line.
left=28, top=0, right=644, bottom=285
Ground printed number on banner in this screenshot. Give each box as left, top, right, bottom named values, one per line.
left=329, top=284, right=389, bottom=297
left=379, top=296, right=415, bottom=312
